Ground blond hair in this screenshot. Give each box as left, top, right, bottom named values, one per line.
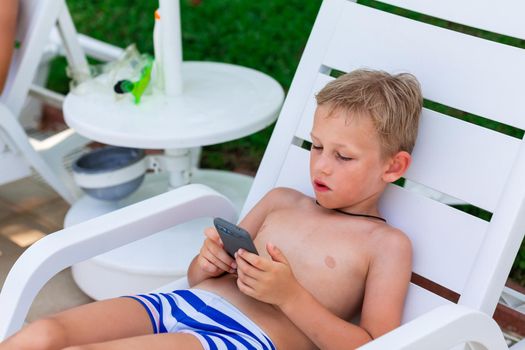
left=315, top=69, right=422, bottom=156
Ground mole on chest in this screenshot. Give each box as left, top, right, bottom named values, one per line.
left=324, top=255, right=336, bottom=269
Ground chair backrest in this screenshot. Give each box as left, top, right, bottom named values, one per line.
left=242, top=0, right=525, bottom=323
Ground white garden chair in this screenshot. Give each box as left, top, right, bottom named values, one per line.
left=0, top=0, right=123, bottom=203
left=1, top=0, right=525, bottom=348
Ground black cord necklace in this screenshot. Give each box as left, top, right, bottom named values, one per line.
left=315, top=200, right=387, bottom=223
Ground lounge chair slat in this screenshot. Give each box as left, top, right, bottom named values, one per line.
left=405, top=109, right=520, bottom=212
left=323, top=2, right=525, bottom=130
left=381, top=0, right=525, bottom=40
left=403, top=283, right=453, bottom=323
left=380, top=184, right=488, bottom=294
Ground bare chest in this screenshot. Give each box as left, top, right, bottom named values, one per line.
left=254, top=210, right=373, bottom=317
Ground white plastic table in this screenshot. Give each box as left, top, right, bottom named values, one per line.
left=62, top=61, right=284, bottom=300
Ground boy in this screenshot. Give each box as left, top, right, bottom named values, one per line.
left=0, top=69, right=422, bottom=349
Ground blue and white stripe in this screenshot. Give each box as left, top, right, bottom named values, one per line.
left=124, top=289, right=276, bottom=350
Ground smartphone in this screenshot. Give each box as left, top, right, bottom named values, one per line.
left=213, top=217, right=258, bottom=258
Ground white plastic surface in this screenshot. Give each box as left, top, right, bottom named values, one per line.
left=358, top=304, right=508, bottom=350
left=402, top=284, right=452, bottom=324
left=295, top=73, right=334, bottom=141
left=405, top=109, right=520, bottom=212
left=323, top=2, right=525, bottom=130
left=158, top=0, right=182, bottom=96
left=0, top=104, right=77, bottom=203
left=65, top=169, right=253, bottom=300
left=275, top=145, right=314, bottom=197
left=461, top=140, right=525, bottom=314
left=380, top=185, right=488, bottom=294
left=0, top=150, right=31, bottom=184
left=381, top=0, right=525, bottom=40
left=63, top=61, right=284, bottom=149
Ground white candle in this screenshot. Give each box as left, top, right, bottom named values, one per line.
left=158, top=0, right=183, bottom=96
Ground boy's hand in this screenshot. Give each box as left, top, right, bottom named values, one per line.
left=196, top=227, right=237, bottom=276
left=236, top=242, right=302, bottom=308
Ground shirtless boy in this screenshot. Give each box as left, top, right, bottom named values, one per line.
left=0, top=69, right=422, bottom=350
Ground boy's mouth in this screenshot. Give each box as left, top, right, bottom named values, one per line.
left=313, top=179, right=331, bottom=192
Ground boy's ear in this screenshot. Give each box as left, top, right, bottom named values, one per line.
left=382, top=151, right=412, bottom=183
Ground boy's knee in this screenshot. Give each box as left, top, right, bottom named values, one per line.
left=34, top=317, right=69, bottom=349
left=6, top=317, right=68, bottom=350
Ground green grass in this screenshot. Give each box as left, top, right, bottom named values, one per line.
left=53, top=0, right=525, bottom=284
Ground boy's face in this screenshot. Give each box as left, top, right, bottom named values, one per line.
left=309, top=105, right=392, bottom=214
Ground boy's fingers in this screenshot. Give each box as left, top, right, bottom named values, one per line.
left=266, top=243, right=289, bottom=264
left=237, top=268, right=258, bottom=287
left=198, top=255, right=221, bottom=274
left=204, top=239, right=236, bottom=268
left=237, top=249, right=266, bottom=270
left=237, top=276, right=256, bottom=297
left=200, top=240, right=236, bottom=272
left=202, top=252, right=234, bottom=273
left=236, top=252, right=263, bottom=277
left=204, top=227, right=223, bottom=245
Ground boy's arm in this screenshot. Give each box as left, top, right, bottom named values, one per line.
left=359, top=229, right=412, bottom=339
left=281, top=286, right=373, bottom=348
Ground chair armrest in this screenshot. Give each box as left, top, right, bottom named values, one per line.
left=153, top=277, right=190, bottom=293
left=0, top=184, right=236, bottom=340
left=358, top=304, right=508, bottom=350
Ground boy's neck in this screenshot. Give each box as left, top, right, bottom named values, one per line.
left=315, top=200, right=386, bottom=222
left=339, top=189, right=384, bottom=218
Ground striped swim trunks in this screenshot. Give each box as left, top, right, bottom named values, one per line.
left=124, top=289, right=276, bottom=350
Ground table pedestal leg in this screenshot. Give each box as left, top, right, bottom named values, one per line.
left=163, top=148, right=192, bottom=188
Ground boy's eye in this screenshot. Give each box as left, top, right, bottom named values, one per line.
left=336, top=153, right=352, bottom=161
left=311, top=144, right=323, bottom=150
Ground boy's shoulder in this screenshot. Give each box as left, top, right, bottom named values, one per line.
left=264, top=187, right=313, bottom=208
left=367, top=223, right=413, bottom=262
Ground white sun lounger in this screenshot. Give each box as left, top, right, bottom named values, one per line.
left=1, top=0, right=525, bottom=348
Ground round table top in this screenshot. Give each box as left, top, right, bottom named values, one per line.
left=63, top=61, right=284, bottom=149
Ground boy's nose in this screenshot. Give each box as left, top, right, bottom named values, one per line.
left=314, top=154, right=332, bottom=175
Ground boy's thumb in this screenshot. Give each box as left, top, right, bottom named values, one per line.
left=267, top=243, right=288, bottom=264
